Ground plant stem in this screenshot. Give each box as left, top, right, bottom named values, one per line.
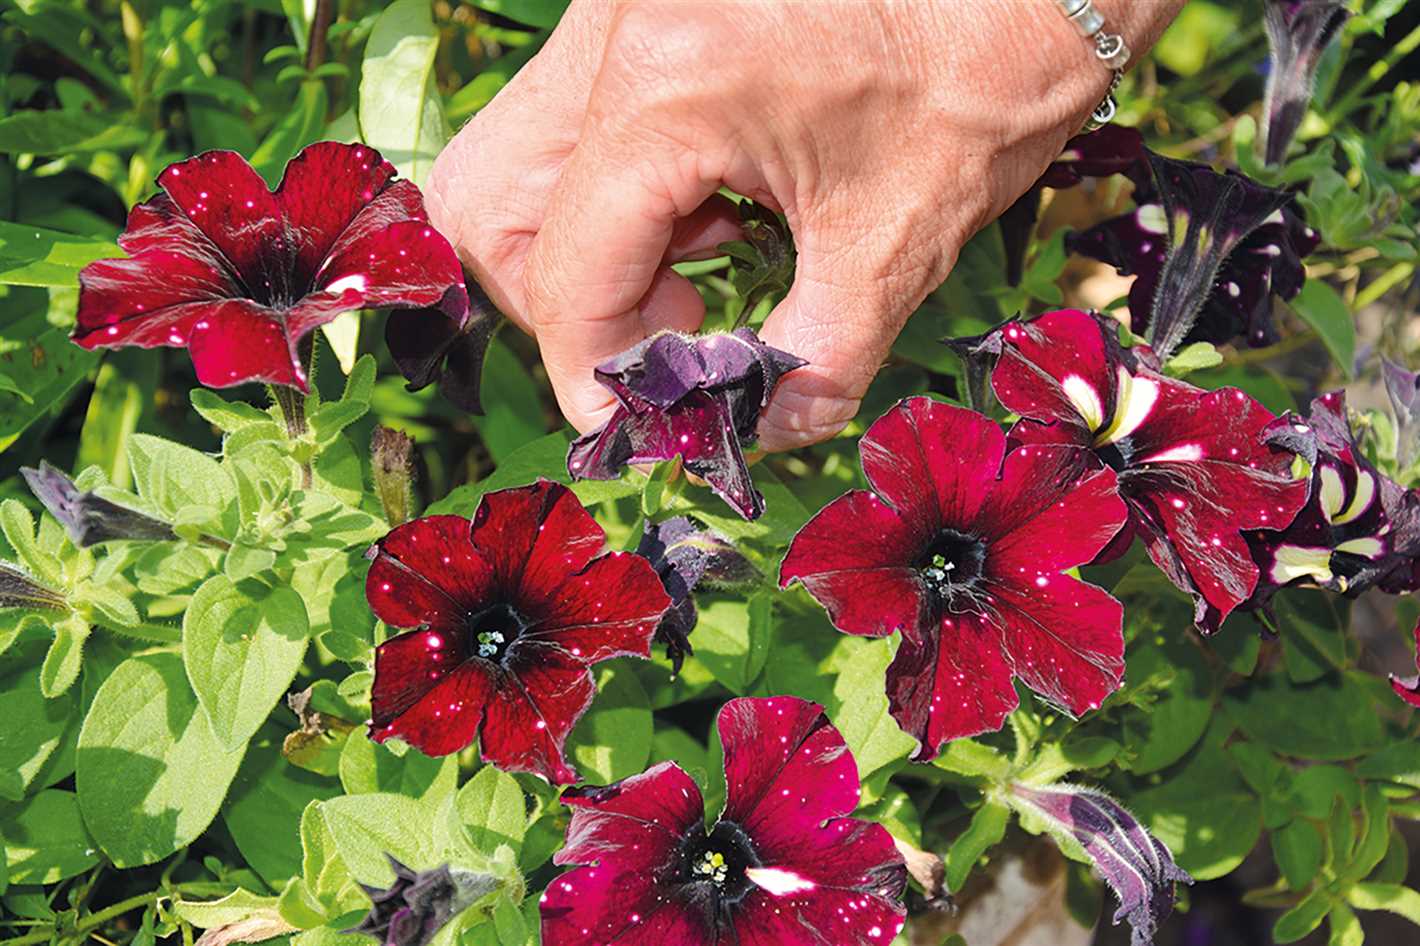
left=1327, top=22, right=1420, bottom=123
left=1354, top=262, right=1415, bottom=311
left=119, top=0, right=145, bottom=117
left=90, top=617, right=183, bottom=644
left=305, top=0, right=334, bottom=71
left=0, top=892, right=158, bottom=946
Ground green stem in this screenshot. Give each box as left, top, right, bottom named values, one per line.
left=1327, top=22, right=1420, bottom=123
left=90, top=617, right=182, bottom=644
left=1354, top=262, right=1414, bottom=311
left=1, top=891, right=157, bottom=946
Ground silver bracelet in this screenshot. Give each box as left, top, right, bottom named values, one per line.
left=1052, top=0, right=1131, bottom=131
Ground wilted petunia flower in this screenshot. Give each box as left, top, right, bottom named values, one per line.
left=1068, top=154, right=1316, bottom=357
left=363, top=480, right=670, bottom=783
left=1244, top=391, right=1420, bottom=609
left=540, top=695, right=907, bottom=946
left=635, top=516, right=758, bottom=675
left=780, top=396, right=1128, bottom=756
left=567, top=329, right=805, bottom=520
left=0, top=561, right=67, bottom=612
left=986, top=310, right=1310, bottom=634
left=21, top=461, right=175, bottom=546
left=1261, top=0, right=1352, bottom=166
left=347, top=855, right=499, bottom=946
left=385, top=274, right=502, bottom=414
left=1391, top=621, right=1420, bottom=709
left=73, top=142, right=468, bottom=390
left=1010, top=783, right=1191, bottom=946
left=1384, top=358, right=1420, bottom=470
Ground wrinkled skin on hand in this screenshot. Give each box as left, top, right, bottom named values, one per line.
left=425, top=0, right=1183, bottom=449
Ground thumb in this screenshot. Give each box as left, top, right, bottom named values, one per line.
left=756, top=223, right=949, bottom=451
left=521, top=132, right=721, bottom=433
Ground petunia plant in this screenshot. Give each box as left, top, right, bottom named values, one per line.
left=3, top=4, right=1420, bottom=946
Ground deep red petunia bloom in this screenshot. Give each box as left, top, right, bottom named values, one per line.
left=73, top=142, right=468, bottom=390
left=540, top=695, right=907, bottom=946
left=987, top=310, right=1311, bottom=633
left=779, top=397, right=1128, bottom=757
left=364, top=480, right=670, bottom=784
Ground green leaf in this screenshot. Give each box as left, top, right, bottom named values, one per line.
left=0, top=109, right=147, bottom=155
left=0, top=499, right=61, bottom=586
left=175, top=889, right=282, bottom=930
left=692, top=593, right=772, bottom=694
left=567, top=663, right=653, bottom=784
left=1291, top=280, right=1356, bottom=377
left=1278, top=590, right=1349, bottom=683
left=339, top=730, right=454, bottom=799
left=426, top=431, right=641, bottom=516
left=76, top=652, right=247, bottom=867
left=40, top=612, right=90, bottom=698
left=1356, top=742, right=1420, bottom=789
left=1328, top=902, right=1364, bottom=946
left=1274, top=887, right=1335, bottom=943
left=945, top=802, right=1010, bottom=893
left=0, top=220, right=121, bottom=287
left=0, top=789, right=99, bottom=884
left=360, top=0, right=449, bottom=186
left=128, top=433, right=235, bottom=516
left=225, top=734, right=341, bottom=887
left=1164, top=341, right=1225, bottom=377
left=1346, top=882, right=1420, bottom=925
left=320, top=793, right=440, bottom=882
left=1118, top=624, right=1214, bottom=775
left=0, top=639, right=78, bottom=800
left=1223, top=672, right=1386, bottom=761
left=1273, top=819, right=1324, bottom=890
left=473, top=338, right=547, bottom=463
left=457, top=766, right=528, bottom=855
left=251, top=81, right=330, bottom=187
left=191, top=390, right=278, bottom=434
left=184, top=575, right=310, bottom=750
left=465, top=0, right=568, bottom=28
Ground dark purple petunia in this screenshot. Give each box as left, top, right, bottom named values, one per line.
left=1068, top=154, right=1316, bottom=357
left=364, top=480, right=670, bottom=784
left=347, top=855, right=498, bottom=946
left=1010, top=783, right=1191, bottom=946
left=567, top=329, right=805, bottom=521
left=1391, top=621, right=1420, bottom=709
left=0, top=562, right=67, bottom=612
left=1261, top=0, right=1352, bottom=166
left=385, top=274, right=502, bottom=414
left=73, top=142, right=468, bottom=391
left=1244, top=391, right=1420, bottom=608
left=540, top=695, right=907, bottom=946
left=780, top=396, right=1128, bottom=757
left=21, top=461, right=175, bottom=546
left=1384, top=358, right=1420, bottom=470
left=985, top=310, right=1311, bottom=633
left=636, top=516, right=758, bottom=675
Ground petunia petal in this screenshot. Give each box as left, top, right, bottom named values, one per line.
left=479, top=640, right=594, bottom=784
left=778, top=489, right=930, bottom=639
left=540, top=870, right=709, bottom=946
left=556, top=761, right=705, bottom=873
left=274, top=141, right=398, bottom=290
left=885, top=611, right=1019, bottom=759
left=364, top=514, right=493, bottom=631
left=528, top=551, right=668, bottom=663
left=468, top=481, right=606, bottom=604
left=307, top=217, right=467, bottom=318
left=369, top=656, right=496, bottom=757
left=859, top=396, right=1005, bottom=529
left=989, top=311, right=1122, bottom=438
left=1391, top=620, right=1420, bottom=709
left=185, top=300, right=305, bottom=389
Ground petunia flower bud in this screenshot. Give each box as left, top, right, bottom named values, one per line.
left=635, top=516, right=758, bottom=674
left=0, top=561, right=68, bottom=612
left=1261, top=0, right=1351, bottom=166
left=1383, top=358, right=1420, bottom=470
left=1010, top=782, right=1191, bottom=946
left=347, top=856, right=499, bottom=946
left=370, top=427, right=417, bottom=527
left=21, top=462, right=175, bottom=547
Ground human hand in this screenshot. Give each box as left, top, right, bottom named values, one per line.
left=426, top=0, right=1182, bottom=449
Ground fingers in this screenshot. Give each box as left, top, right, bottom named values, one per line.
left=521, top=126, right=722, bottom=432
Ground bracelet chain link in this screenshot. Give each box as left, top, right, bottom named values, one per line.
left=1052, top=0, right=1131, bottom=131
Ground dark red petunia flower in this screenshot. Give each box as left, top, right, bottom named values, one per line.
left=780, top=396, right=1128, bottom=756
left=1244, top=391, right=1420, bottom=610
left=1067, top=153, right=1316, bottom=357
left=364, top=480, right=670, bottom=783
left=385, top=274, right=502, bottom=414
left=73, top=142, right=468, bottom=390
left=540, top=695, right=907, bottom=946
left=986, top=310, right=1310, bottom=634
left=1391, top=621, right=1420, bottom=709
left=635, top=516, right=758, bottom=675
left=567, top=329, right=805, bottom=520
left=1261, top=1, right=1352, bottom=166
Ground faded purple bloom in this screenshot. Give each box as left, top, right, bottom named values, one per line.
left=1069, top=154, right=1316, bottom=358
left=1262, top=1, right=1352, bottom=166
left=636, top=516, right=758, bottom=674
left=385, top=276, right=501, bottom=414
left=1010, top=783, right=1191, bottom=946
left=0, top=562, right=67, bottom=612
left=347, top=856, right=498, bottom=946
left=1384, top=358, right=1420, bottom=469
left=21, top=462, right=175, bottom=547
left=1246, top=391, right=1420, bottom=607
left=568, top=329, right=805, bottom=520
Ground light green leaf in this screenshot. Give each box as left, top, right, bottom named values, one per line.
left=40, top=612, right=90, bottom=698
left=191, top=389, right=279, bottom=434
left=320, top=792, right=440, bottom=883
left=251, top=81, right=329, bottom=187
left=567, top=664, right=653, bottom=784
left=0, top=220, right=121, bottom=287
left=360, top=0, right=449, bottom=186
left=0, top=639, right=78, bottom=800
left=128, top=433, right=235, bottom=516
left=0, top=109, right=147, bottom=155
left=945, top=801, right=1010, bottom=893
left=0, top=789, right=99, bottom=883
left=692, top=593, right=772, bottom=694
left=76, top=652, right=246, bottom=867
left=1346, top=882, right=1420, bottom=925
left=175, top=889, right=281, bottom=930
left=184, top=575, right=310, bottom=750
left=457, top=766, right=528, bottom=855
